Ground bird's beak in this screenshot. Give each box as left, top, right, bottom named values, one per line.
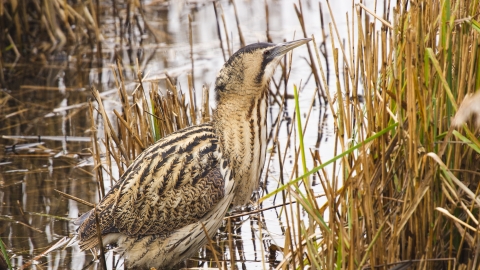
left=268, top=38, right=312, bottom=59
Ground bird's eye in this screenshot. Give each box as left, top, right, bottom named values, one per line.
left=264, top=50, right=271, bottom=56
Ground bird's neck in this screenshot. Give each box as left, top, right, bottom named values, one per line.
left=213, top=90, right=269, bottom=206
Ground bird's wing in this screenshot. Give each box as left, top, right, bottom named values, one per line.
left=77, top=123, right=227, bottom=245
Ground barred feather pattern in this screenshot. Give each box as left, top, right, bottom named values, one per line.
left=111, top=182, right=234, bottom=269
left=76, top=123, right=235, bottom=257
left=215, top=88, right=268, bottom=206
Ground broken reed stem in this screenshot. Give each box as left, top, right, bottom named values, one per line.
left=200, top=222, right=222, bottom=270
left=356, top=3, right=393, bottom=29
left=89, top=100, right=106, bottom=198
left=219, top=7, right=232, bottom=56
left=201, top=85, right=210, bottom=123
left=94, top=206, right=108, bottom=270
left=294, top=1, right=323, bottom=98
left=227, top=217, right=235, bottom=268
left=113, top=110, right=145, bottom=149
left=264, top=0, right=272, bottom=43
left=213, top=2, right=227, bottom=61
left=230, top=0, right=245, bottom=47
left=188, top=74, right=197, bottom=125
left=257, top=213, right=267, bottom=270
left=54, top=189, right=95, bottom=208
left=188, top=14, right=195, bottom=109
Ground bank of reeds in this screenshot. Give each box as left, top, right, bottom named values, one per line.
left=266, top=0, right=480, bottom=269
left=78, top=0, right=480, bottom=269
left=0, top=0, right=158, bottom=83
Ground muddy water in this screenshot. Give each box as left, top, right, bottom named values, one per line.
left=0, top=0, right=362, bottom=269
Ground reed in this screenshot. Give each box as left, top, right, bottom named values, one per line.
left=0, top=0, right=161, bottom=67
left=263, top=0, right=480, bottom=269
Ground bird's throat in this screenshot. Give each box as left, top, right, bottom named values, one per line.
left=214, top=91, right=268, bottom=206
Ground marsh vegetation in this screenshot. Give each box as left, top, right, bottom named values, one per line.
left=1, top=0, right=480, bottom=269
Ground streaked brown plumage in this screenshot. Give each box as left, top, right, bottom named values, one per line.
left=76, top=38, right=311, bottom=269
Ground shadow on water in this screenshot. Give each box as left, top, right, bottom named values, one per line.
left=0, top=0, right=338, bottom=269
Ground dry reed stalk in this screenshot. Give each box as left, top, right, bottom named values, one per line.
left=1, top=0, right=157, bottom=64
left=188, top=15, right=196, bottom=112
left=94, top=205, right=107, bottom=270
left=227, top=217, right=235, bottom=268
left=230, top=0, right=246, bottom=47
left=219, top=6, right=232, bottom=57
left=265, top=0, right=480, bottom=269
left=213, top=2, right=227, bottom=62
left=200, top=222, right=223, bottom=270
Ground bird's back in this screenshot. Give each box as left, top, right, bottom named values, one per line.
left=76, top=122, right=232, bottom=253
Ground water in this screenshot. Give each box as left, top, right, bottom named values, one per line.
left=0, top=0, right=380, bottom=269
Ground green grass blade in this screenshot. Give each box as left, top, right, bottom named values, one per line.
left=294, top=84, right=309, bottom=185
left=0, top=237, right=12, bottom=270
left=260, top=122, right=399, bottom=202
left=453, top=130, right=480, bottom=154
left=470, top=19, right=480, bottom=33
left=425, top=48, right=457, bottom=111
left=150, top=97, right=161, bottom=141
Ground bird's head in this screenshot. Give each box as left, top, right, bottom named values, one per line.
left=214, top=38, right=311, bottom=102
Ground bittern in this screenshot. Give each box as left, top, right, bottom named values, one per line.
left=76, top=38, right=311, bottom=269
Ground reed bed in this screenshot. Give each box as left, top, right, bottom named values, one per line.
left=3, top=0, right=480, bottom=269
left=0, top=0, right=157, bottom=87
left=267, top=0, right=480, bottom=269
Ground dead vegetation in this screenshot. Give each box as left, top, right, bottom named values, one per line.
left=2, top=0, right=480, bottom=269
left=270, top=0, right=480, bottom=269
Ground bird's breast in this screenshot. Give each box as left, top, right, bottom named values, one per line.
left=218, top=93, right=268, bottom=206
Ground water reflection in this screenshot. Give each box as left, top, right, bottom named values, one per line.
left=0, top=0, right=348, bottom=269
